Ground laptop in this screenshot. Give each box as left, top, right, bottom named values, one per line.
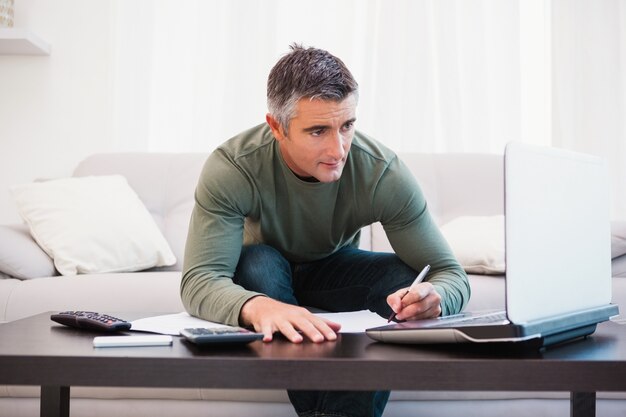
left=366, top=142, right=619, bottom=347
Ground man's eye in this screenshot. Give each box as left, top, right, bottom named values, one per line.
left=311, top=129, right=325, bottom=137
left=342, top=122, right=354, bottom=131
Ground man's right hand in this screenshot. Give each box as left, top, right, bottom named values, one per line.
left=239, top=296, right=341, bottom=343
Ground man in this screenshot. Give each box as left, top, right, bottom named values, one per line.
left=181, top=44, right=470, bottom=417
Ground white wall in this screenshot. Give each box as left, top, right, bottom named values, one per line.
left=0, top=0, right=115, bottom=223
left=110, top=0, right=523, bottom=155
left=551, top=0, right=626, bottom=218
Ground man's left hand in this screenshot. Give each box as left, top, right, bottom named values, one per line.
left=386, top=282, right=442, bottom=321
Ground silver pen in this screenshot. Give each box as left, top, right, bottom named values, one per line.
left=387, top=264, right=431, bottom=323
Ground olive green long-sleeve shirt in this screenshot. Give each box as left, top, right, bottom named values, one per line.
left=181, top=123, right=470, bottom=326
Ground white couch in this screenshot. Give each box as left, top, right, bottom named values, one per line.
left=1, top=151, right=626, bottom=417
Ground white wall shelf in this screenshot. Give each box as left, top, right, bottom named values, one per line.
left=0, top=28, right=50, bottom=55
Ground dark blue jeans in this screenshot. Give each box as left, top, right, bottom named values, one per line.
left=233, top=244, right=419, bottom=417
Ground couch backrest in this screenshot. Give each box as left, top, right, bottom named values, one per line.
left=398, top=153, right=504, bottom=225
left=73, top=152, right=504, bottom=270
left=369, top=153, right=504, bottom=252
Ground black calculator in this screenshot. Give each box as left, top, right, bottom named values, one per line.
left=180, top=327, right=263, bottom=345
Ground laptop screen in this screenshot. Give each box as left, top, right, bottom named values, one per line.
left=504, top=143, right=612, bottom=323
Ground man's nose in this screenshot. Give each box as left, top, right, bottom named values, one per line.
left=327, top=131, right=346, bottom=160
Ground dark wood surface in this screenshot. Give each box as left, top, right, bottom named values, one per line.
left=1, top=312, right=626, bottom=392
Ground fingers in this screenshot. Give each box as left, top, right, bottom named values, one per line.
left=288, top=316, right=337, bottom=343
left=276, top=321, right=305, bottom=343
left=258, top=322, right=278, bottom=343
left=271, top=314, right=340, bottom=344
left=386, top=288, right=409, bottom=315
left=396, top=292, right=442, bottom=321
left=322, top=318, right=343, bottom=333
left=240, top=297, right=340, bottom=344
left=387, top=283, right=442, bottom=321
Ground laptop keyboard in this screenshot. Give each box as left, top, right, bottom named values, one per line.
left=431, top=311, right=510, bottom=327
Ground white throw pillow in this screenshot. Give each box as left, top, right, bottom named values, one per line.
left=10, top=175, right=176, bottom=276
left=440, top=215, right=505, bottom=275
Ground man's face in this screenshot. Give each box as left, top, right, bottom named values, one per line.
left=267, top=95, right=357, bottom=183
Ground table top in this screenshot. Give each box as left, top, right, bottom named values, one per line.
left=2, top=312, right=626, bottom=392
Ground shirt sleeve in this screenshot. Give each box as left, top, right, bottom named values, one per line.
left=372, top=156, right=471, bottom=316
left=180, top=150, right=264, bottom=326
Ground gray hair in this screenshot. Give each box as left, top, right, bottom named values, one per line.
left=267, top=44, right=359, bottom=133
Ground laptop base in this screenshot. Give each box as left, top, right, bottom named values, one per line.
left=366, top=304, right=618, bottom=348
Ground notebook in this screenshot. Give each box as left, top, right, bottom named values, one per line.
left=366, top=142, right=619, bottom=347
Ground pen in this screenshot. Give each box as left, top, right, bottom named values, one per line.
left=387, top=264, right=431, bottom=323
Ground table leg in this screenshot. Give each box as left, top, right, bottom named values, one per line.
left=570, top=391, right=595, bottom=417
left=40, top=386, right=70, bottom=417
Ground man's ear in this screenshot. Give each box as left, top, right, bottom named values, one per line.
left=266, top=114, right=287, bottom=141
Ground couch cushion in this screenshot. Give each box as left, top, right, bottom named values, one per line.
left=0, top=278, right=19, bottom=323
left=0, top=224, right=58, bottom=280
left=3, top=271, right=185, bottom=322
left=10, top=175, right=176, bottom=276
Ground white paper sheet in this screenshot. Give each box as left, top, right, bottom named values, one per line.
left=130, top=310, right=388, bottom=336
left=316, top=310, right=389, bottom=333
left=130, top=312, right=228, bottom=336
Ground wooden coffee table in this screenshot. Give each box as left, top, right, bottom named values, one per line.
left=1, top=312, right=626, bottom=417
